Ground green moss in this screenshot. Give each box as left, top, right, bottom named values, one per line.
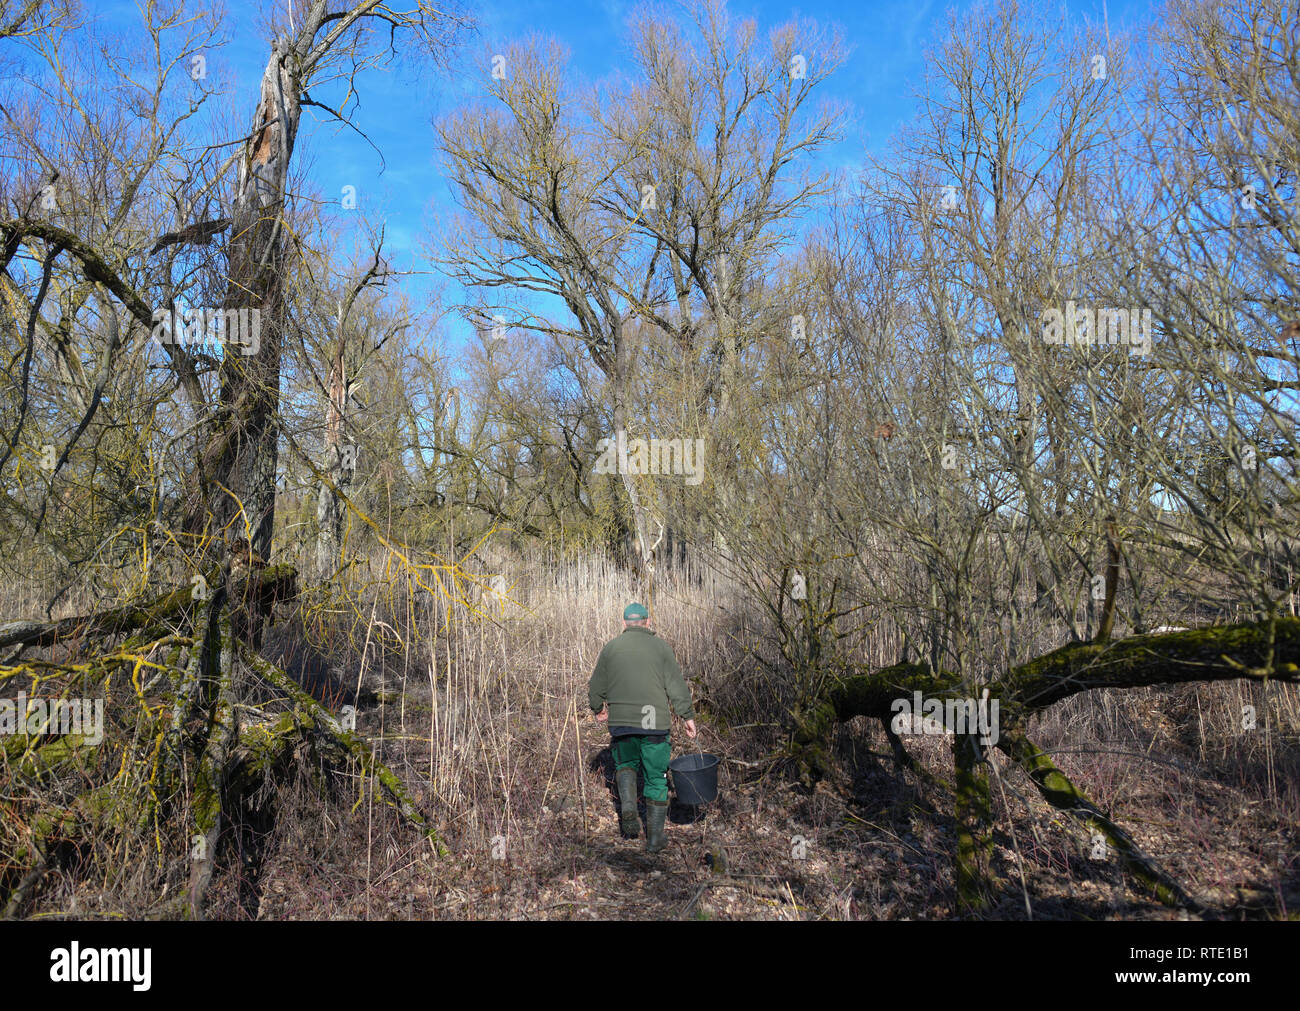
left=787, top=700, right=838, bottom=787
left=192, top=757, right=222, bottom=836
left=1000, top=727, right=1194, bottom=909
left=237, top=720, right=296, bottom=778
left=273, top=711, right=297, bottom=735
left=954, top=736, right=994, bottom=914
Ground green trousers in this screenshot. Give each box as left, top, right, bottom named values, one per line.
left=612, top=734, right=671, bottom=802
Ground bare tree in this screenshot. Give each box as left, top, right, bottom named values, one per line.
left=437, top=0, right=844, bottom=583
left=0, top=0, right=471, bottom=921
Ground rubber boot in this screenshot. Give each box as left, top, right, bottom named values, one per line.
left=645, top=799, right=669, bottom=853
left=616, top=768, right=640, bottom=837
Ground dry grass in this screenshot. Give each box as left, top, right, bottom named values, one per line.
left=5, top=545, right=1298, bottom=919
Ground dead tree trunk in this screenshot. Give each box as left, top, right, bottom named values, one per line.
left=182, top=36, right=301, bottom=648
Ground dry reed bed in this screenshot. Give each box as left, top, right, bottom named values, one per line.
left=4, top=548, right=1297, bottom=918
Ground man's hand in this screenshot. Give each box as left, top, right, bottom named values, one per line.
left=684, top=719, right=697, bottom=739
left=595, top=706, right=608, bottom=723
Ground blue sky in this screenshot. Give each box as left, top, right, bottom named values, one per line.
left=89, top=0, right=1161, bottom=345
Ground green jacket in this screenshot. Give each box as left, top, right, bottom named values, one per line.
left=588, top=626, right=694, bottom=732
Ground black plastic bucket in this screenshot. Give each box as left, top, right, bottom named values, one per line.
left=669, top=752, right=720, bottom=805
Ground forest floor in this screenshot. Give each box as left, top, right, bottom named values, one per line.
left=244, top=681, right=1300, bottom=921
left=13, top=557, right=1298, bottom=920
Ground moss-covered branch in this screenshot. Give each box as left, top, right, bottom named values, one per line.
left=0, top=562, right=450, bottom=919
left=1002, top=618, right=1299, bottom=711
left=826, top=618, right=1300, bottom=725
left=239, top=645, right=444, bottom=854
left=0, top=565, right=296, bottom=654
left=996, top=727, right=1197, bottom=909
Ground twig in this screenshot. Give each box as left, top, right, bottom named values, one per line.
left=679, top=882, right=709, bottom=919
left=573, top=685, right=588, bottom=842
left=542, top=696, right=574, bottom=809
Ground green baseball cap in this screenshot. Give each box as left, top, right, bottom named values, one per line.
left=623, top=602, right=649, bottom=620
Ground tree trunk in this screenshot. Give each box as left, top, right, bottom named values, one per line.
left=609, top=329, right=656, bottom=591
left=183, top=38, right=301, bottom=647
left=316, top=335, right=351, bottom=577
left=954, top=732, right=994, bottom=913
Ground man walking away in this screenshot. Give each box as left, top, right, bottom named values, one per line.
left=588, top=602, right=697, bottom=853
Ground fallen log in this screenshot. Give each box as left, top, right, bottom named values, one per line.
left=823, top=619, right=1300, bottom=729
left=807, top=616, right=1300, bottom=910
